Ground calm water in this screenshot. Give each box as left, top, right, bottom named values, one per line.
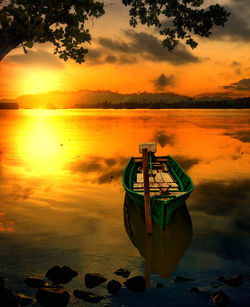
left=0, top=109, right=250, bottom=306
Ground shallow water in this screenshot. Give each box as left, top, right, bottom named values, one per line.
left=0, top=109, right=250, bottom=306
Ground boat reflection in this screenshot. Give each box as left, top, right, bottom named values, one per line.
left=123, top=193, right=193, bottom=282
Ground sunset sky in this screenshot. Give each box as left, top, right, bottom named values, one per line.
left=0, top=0, right=250, bottom=99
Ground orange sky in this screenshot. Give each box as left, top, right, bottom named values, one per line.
left=0, top=0, right=250, bottom=99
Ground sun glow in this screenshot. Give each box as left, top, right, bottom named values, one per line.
left=19, top=70, right=63, bottom=96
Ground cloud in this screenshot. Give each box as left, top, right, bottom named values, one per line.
left=212, top=0, right=250, bottom=42
left=154, top=74, right=174, bottom=91
left=222, top=78, right=250, bottom=91
left=6, top=49, right=65, bottom=69
left=124, top=30, right=199, bottom=65
left=86, top=30, right=200, bottom=66
left=98, top=37, right=130, bottom=53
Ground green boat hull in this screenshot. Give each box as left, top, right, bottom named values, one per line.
left=123, top=155, right=194, bottom=230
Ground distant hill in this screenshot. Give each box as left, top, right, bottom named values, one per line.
left=0, top=90, right=249, bottom=109
left=0, top=90, right=190, bottom=109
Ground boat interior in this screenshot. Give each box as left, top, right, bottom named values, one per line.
left=132, top=157, right=186, bottom=198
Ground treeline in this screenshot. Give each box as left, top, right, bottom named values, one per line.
left=0, top=103, right=19, bottom=109
left=73, top=97, right=250, bottom=109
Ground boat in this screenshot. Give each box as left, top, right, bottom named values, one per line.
left=124, top=193, right=193, bottom=279
left=123, top=144, right=194, bottom=230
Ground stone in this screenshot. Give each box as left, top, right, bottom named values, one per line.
left=25, top=277, right=46, bottom=288
left=46, top=266, right=78, bottom=284
left=36, top=287, right=70, bottom=307
left=173, top=276, right=195, bottom=282
left=85, top=273, right=107, bottom=289
left=211, top=291, right=230, bottom=307
left=114, top=268, right=130, bottom=278
left=156, top=283, right=165, bottom=288
left=218, top=276, right=225, bottom=282
left=189, top=287, right=201, bottom=294
left=211, top=283, right=220, bottom=288
left=0, top=285, right=19, bottom=307
left=222, top=275, right=243, bottom=288
left=123, top=276, right=146, bottom=293
left=16, top=293, right=34, bottom=305
left=44, top=283, right=62, bottom=289
left=73, top=289, right=103, bottom=303
left=107, top=280, right=122, bottom=295
left=0, top=285, right=13, bottom=298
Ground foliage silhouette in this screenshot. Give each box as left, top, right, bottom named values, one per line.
left=0, top=0, right=230, bottom=63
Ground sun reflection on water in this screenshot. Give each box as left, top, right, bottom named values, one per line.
left=24, top=125, right=62, bottom=171
left=16, top=110, right=78, bottom=174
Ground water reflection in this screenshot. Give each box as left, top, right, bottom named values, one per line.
left=189, top=177, right=250, bottom=263
left=0, top=212, right=15, bottom=233
left=123, top=193, right=193, bottom=280
left=224, top=130, right=250, bottom=143
left=153, top=130, right=175, bottom=147
left=0, top=109, right=249, bottom=305
left=69, top=155, right=128, bottom=184
left=190, top=179, right=250, bottom=218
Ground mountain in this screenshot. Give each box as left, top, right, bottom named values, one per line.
left=0, top=90, right=190, bottom=109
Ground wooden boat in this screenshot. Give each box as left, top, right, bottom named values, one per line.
left=123, top=153, right=194, bottom=230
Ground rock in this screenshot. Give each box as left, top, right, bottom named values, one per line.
left=211, top=291, right=230, bottom=307
left=0, top=277, right=4, bottom=287
left=211, top=283, right=220, bottom=288
left=156, top=283, right=165, bottom=288
left=222, top=275, right=243, bottom=288
left=44, top=283, right=62, bottom=289
left=36, top=287, right=70, bottom=307
left=173, top=276, right=194, bottom=282
left=16, top=293, right=34, bottom=305
left=25, top=277, right=46, bottom=288
left=73, top=289, right=103, bottom=303
left=0, top=285, right=13, bottom=298
left=218, top=276, right=225, bottom=281
left=0, top=285, right=19, bottom=307
left=45, top=266, right=61, bottom=284
left=85, top=273, right=107, bottom=289
left=123, top=276, right=146, bottom=293
left=107, top=280, right=122, bottom=295
left=46, top=266, right=78, bottom=284
left=189, top=287, right=201, bottom=294
left=114, top=268, right=130, bottom=278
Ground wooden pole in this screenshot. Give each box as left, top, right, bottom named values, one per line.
left=142, top=148, right=152, bottom=235
left=145, top=234, right=152, bottom=288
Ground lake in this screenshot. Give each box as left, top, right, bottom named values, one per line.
left=0, top=109, right=249, bottom=306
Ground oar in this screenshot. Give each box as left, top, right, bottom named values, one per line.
left=145, top=233, right=152, bottom=288
left=142, top=148, right=152, bottom=235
